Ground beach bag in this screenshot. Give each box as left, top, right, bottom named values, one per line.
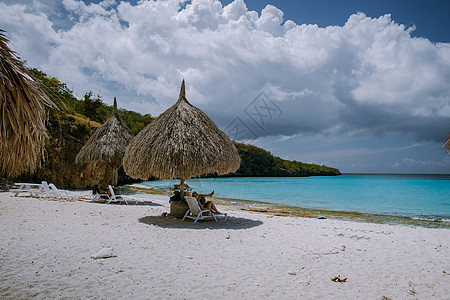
left=169, top=191, right=189, bottom=217
left=113, top=186, right=121, bottom=195
left=170, top=191, right=181, bottom=202
left=92, top=184, right=99, bottom=195
left=169, top=200, right=189, bottom=218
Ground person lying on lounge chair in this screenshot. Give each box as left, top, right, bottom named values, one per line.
left=192, top=191, right=221, bottom=214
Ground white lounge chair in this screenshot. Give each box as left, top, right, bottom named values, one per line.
left=12, top=182, right=44, bottom=197
left=49, top=183, right=80, bottom=201
left=91, top=184, right=109, bottom=202
left=108, top=185, right=140, bottom=205
left=40, top=181, right=58, bottom=200
left=40, top=181, right=69, bottom=201
left=106, top=185, right=128, bottom=205
left=92, top=193, right=108, bottom=202
left=182, top=196, right=228, bottom=223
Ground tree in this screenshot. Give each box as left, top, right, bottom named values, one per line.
left=82, top=92, right=107, bottom=123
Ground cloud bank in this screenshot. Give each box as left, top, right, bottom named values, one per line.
left=1, top=0, right=449, bottom=144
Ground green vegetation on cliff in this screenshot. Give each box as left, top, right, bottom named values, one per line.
left=232, top=142, right=341, bottom=177
left=29, top=69, right=154, bottom=135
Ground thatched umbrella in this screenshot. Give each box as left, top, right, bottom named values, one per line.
left=443, top=134, right=450, bottom=153
left=123, top=80, right=240, bottom=197
left=0, top=29, right=54, bottom=177
left=75, top=98, right=133, bottom=185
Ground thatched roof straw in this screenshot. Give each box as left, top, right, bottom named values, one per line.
left=0, top=29, right=54, bottom=177
left=123, top=80, right=240, bottom=181
left=443, top=134, right=450, bottom=153
left=75, top=98, right=133, bottom=184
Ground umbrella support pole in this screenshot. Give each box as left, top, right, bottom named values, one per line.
left=170, top=177, right=189, bottom=218
left=112, top=167, right=118, bottom=186
left=180, top=178, right=185, bottom=199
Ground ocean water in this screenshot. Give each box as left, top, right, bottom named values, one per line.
left=140, top=174, right=450, bottom=222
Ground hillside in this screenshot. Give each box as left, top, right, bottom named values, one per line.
left=231, top=142, right=341, bottom=177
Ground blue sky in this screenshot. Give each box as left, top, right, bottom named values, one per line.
left=1, top=0, right=449, bottom=174
left=224, top=0, right=450, bottom=43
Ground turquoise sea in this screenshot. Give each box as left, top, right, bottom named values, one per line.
left=139, top=174, right=450, bottom=225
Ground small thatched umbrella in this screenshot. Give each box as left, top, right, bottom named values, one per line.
left=0, top=29, right=54, bottom=177
left=123, top=80, right=240, bottom=197
left=75, top=98, right=133, bottom=185
left=443, top=134, right=450, bottom=153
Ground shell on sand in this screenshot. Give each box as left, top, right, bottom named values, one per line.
left=90, top=247, right=116, bottom=259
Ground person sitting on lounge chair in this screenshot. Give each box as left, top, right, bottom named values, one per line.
left=192, top=191, right=221, bottom=214
left=94, top=184, right=111, bottom=199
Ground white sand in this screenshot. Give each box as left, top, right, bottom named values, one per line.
left=0, top=191, right=449, bottom=299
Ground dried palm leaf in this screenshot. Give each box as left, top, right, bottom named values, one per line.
left=443, top=134, right=450, bottom=153
left=0, top=30, right=54, bottom=177
left=123, top=80, right=240, bottom=187
left=75, top=98, right=133, bottom=185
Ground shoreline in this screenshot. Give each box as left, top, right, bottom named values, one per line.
left=125, top=185, right=450, bottom=229
left=1, top=190, right=449, bottom=299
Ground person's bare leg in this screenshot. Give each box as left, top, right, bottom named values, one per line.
left=206, top=201, right=221, bottom=214
left=199, top=191, right=214, bottom=198
left=204, top=202, right=213, bottom=214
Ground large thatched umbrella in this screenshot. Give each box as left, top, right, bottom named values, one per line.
left=443, top=134, right=450, bottom=153
left=76, top=98, right=133, bottom=185
left=0, top=29, right=54, bottom=177
left=123, top=80, right=240, bottom=196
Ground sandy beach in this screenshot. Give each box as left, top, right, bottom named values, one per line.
left=1, top=191, right=449, bottom=299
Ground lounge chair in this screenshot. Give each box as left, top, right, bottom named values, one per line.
left=92, top=184, right=109, bottom=202
left=12, top=182, right=44, bottom=197
left=40, top=181, right=70, bottom=201
left=108, top=185, right=141, bottom=205
left=107, top=185, right=128, bottom=205
left=40, top=181, right=58, bottom=200
left=49, top=183, right=80, bottom=201
left=182, top=196, right=228, bottom=223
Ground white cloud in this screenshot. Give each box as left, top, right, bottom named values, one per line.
left=62, top=0, right=115, bottom=18
left=394, top=157, right=450, bottom=168
left=0, top=2, right=60, bottom=66
left=222, top=0, right=247, bottom=21
left=255, top=4, right=284, bottom=36
left=392, top=161, right=401, bottom=168
left=1, top=0, right=449, bottom=144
